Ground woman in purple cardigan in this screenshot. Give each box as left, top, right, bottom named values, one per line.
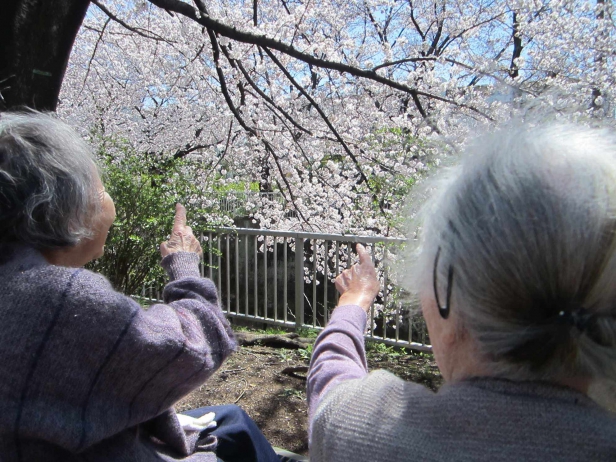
left=308, top=124, right=616, bottom=461
left=0, top=111, right=279, bottom=462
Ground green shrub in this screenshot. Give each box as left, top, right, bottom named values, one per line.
left=87, top=141, right=215, bottom=294
left=296, top=327, right=320, bottom=339
left=297, top=343, right=314, bottom=361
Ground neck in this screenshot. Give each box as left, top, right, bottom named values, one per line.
left=447, top=357, right=491, bottom=383
left=440, top=333, right=492, bottom=383
left=559, top=377, right=590, bottom=394
left=42, top=247, right=85, bottom=268
left=447, top=356, right=590, bottom=397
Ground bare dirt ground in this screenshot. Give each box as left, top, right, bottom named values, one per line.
left=176, top=332, right=442, bottom=456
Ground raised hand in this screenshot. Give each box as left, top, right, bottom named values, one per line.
left=160, top=203, right=202, bottom=258
left=335, top=244, right=380, bottom=312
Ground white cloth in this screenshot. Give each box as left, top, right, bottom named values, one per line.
left=177, top=413, right=217, bottom=433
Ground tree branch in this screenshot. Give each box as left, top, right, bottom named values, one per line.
left=263, top=47, right=389, bottom=218
left=91, top=0, right=171, bottom=42
left=207, top=29, right=254, bottom=135
left=201, top=121, right=235, bottom=183
left=263, top=47, right=370, bottom=186
left=373, top=56, right=533, bottom=100
left=79, top=17, right=111, bottom=98
left=221, top=45, right=313, bottom=135
left=145, top=0, right=490, bottom=120
left=206, top=28, right=311, bottom=225
left=509, top=12, right=523, bottom=79
left=262, top=139, right=313, bottom=228
left=173, top=141, right=221, bottom=159
left=408, top=0, right=425, bottom=40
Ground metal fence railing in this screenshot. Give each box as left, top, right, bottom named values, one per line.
left=136, top=227, right=431, bottom=352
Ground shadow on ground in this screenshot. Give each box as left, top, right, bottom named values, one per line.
left=177, top=342, right=442, bottom=456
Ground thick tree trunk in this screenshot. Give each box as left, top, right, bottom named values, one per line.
left=0, top=0, right=90, bottom=111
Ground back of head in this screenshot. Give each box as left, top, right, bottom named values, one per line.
left=419, top=123, right=616, bottom=383
left=0, top=111, right=98, bottom=249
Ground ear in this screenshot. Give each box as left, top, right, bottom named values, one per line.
left=422, top=294, right=461, bottom=347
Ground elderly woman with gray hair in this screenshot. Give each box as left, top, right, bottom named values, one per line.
left=0, top=112, right=280, bottom=462
left=307, top=124, right=616, bottom=461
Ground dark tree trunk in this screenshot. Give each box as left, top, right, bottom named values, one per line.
left=0, top=0, right=90, bottom=111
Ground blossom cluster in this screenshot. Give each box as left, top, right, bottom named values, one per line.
left=59, top=0, right=616, bottom=236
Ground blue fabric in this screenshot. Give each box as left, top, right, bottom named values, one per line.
left=182, top=405, right=279, bottom=462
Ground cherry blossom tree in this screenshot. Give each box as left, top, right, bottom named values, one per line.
left=57, top=0, right=615, bottom=235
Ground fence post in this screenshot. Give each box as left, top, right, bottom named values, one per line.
left=294, top=236, right=305, bottom=330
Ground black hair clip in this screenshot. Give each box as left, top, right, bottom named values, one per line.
left=555, top=306, right=614, bottom=346
left=433, top=246, right=454, bottom=319
left=557, top=307, right=596, bottom=333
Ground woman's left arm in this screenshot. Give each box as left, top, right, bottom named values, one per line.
left=306, top=244, right=380, bottom=437
left=307, top=304, right=369, bottom=429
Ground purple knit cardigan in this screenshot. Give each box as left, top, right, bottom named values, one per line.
left=0, top=243, right=237, bottom=461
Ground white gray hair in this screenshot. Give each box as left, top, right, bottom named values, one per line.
left=414, top=123, right=616, bottom=382
left=0, top=111, right=99, bottom=249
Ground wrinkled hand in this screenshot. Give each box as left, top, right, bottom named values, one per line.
left=335, top=244, right=380, bottom=312
left=160, top=203, right=202, bottom=258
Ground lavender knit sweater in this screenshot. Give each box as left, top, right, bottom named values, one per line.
left=0, top=243, right=237, bottom=462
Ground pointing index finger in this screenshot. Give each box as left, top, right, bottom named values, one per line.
left=356, top=243, right=370, bottom=264
left=173, top=203, right=187, bottom=233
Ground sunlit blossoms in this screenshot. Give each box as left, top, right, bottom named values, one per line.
left=59, top=0, right=616, bottom=236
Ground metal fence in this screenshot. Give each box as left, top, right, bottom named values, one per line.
left=137, top=227, right=431, bottom=352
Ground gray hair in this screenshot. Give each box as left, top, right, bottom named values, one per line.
left=0, top=111, right=99, bottom=249
left=413, top=123, right=616, bottom=383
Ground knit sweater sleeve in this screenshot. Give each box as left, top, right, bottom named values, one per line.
left=18, top=251, right=236, bottom=452
left=307, top=304, right=368, bottom=438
